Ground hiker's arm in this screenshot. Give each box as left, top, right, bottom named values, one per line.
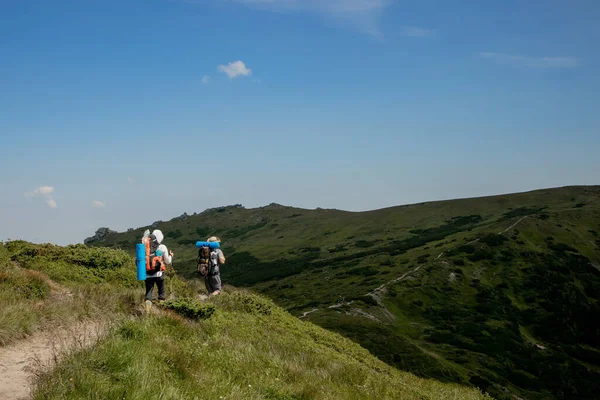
left=219, top=250, right=226, bottom=264
left=163, top=249, right=173, bottom=265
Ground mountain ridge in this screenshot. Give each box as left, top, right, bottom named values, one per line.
left=85, top=185, right=600, bottom=243
left=85, top=184, right=600, bottom=399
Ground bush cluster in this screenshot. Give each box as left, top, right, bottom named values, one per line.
left=160, top=298, right=216, bottom=320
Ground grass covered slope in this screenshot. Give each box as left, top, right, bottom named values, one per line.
left=1, top=241, right=490, bottom=399
left=86, top=185, right=600, bottom=399
left=311, top=206, right=600, bottom=399
left=0, top=241, right=194, bottom=346
left=86, top=186, right=599, bottom=309
left=0, top=241, right=136, bottom=346
left=33, top=291, right=491, bottom=400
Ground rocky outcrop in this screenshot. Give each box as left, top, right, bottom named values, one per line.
left=84, top=227, right=117, bottom=244
left=262, top=203, right=285, bottom=209
left=200, top=204, right=245, bottom=215
left=176, top=212, right=188, bottom=221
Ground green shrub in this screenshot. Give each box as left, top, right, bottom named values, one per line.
left=380, top=259, right=393, bottom=266
left=195, top=227, right=212, bottom=237
left=355, top=240, right=380, bottom=248
left=160, top=298, right=216, bottom=320
left=226, top=220, right=268, bottom=238
left=469, top=249, right=494, bottom=262
left=328, top=245, right=347, bottom=253
left=5, top=241, right=138, bottom=287
left=479, top=234, right=508, bottom=247
left=240, top=293, right=275, bottom=315
left=7, top=241, right=131, bottom=270
left=418, top=254, right=430, bottom=263
left=299, top=247, right=321, bottom=253
left=166, top=230, right=183, bottom=239
left=500, top=206, right=547, bottom=221
left=346, top=266, right=377, bottom=277
left=457, top=244, right=476, bottom=254
left=0, top=269, right=50, bottom=300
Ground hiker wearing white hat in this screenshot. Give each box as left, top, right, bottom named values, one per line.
left=141, top=229, right=174, bottom=311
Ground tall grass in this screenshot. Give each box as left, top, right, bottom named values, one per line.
left=32, top=291, right=492, bottom=400
left=0, top=242, right=143, bottom=346
left=1, top=240, right=491, bottom=399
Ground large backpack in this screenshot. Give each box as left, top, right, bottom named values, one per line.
left=197, top=245, right=218, bottom=276
left=144, top=234, right=165, bottom=273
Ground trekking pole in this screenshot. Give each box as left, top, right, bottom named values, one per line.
left=169, top=260, right=175, bottom=300
left=170, top=275, right=174, bottom=300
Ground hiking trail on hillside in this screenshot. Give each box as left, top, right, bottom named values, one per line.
left=0, top=319, right=108, bottom=400
left=300, top=214, right=535, bottom=320
left=300, top=206, right=593, bottom=320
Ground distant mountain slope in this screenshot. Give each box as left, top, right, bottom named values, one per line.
left=86, top=185, right=600, bottom=399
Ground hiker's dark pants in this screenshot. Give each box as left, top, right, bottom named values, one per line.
left=204, top=274, right=222, bottom=294
left=145, top=276, right=166, bottom=301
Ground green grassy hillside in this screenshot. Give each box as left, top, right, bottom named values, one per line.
left=0, top=241, right=489, bottom=400
left=86, top=185, right=600, bottom=399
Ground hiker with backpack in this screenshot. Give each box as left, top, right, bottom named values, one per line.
left=141, top=229, right=174, bottom=311
left=197, top=236, right=226, bottom=296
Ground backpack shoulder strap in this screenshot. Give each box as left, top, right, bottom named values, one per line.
left=143, top=237, right=151, bottom=271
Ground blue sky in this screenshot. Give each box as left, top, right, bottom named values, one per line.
left=1, top=0, right=599, bottom=245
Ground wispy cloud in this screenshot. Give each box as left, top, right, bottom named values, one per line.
left=480, top=52, right=580, bottom=68
left=215, top=0, right=391, bottom=37
left=92, top=201, right=106, bottom=208
left=218, top=61, right=252, bottom=79
left=221, top=0, right=389, bottom=13
left=202, top=75, right=211, bottom=84
left=400, top=27, right=435, bottom=38
left=127, top=177, right=135, bottom=184
left=25, top=186, right=57, bottom=208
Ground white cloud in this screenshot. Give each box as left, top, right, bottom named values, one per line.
left=215, top=0, right=391, bottom=37
left=400, top=27, right=435, bottom=38
left=37, top=186, right=54, bottom=195
left=25, top=186, right=57, bottom=208
left=127, top=177, right=135, bottom=184
left=202, top=75, right=211, bottom=84
left=92, top=201, right=106, bottom=208
left=480, top=52, right=580, bottom=68
left=218, top=61, right=252, bottom=79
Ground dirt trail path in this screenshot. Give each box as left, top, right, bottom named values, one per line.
left=0, top=320, right=108, bottom=400
left=299, top=214, right=535, bottom=320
